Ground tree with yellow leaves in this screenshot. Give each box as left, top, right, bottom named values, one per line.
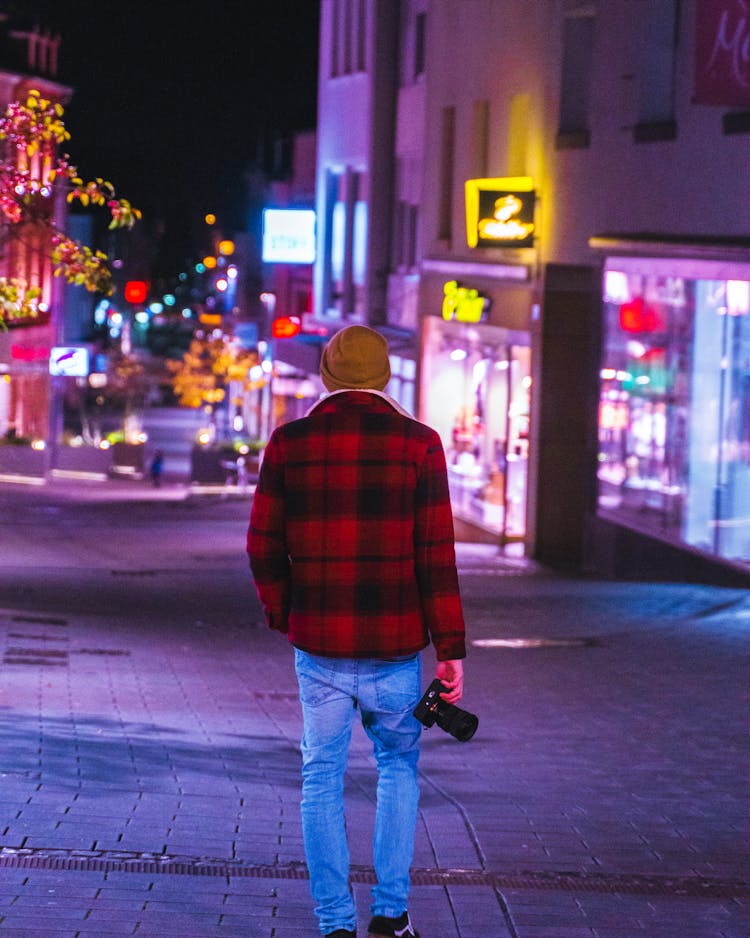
left=0, top=89, right=140, bottom=327
left=167, top=332, right=259, bottom=430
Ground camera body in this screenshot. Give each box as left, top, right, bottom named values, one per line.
left=413, top=679, right=478, bottom=742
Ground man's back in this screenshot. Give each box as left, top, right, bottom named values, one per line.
left=248, top=391, right=465, bottom=660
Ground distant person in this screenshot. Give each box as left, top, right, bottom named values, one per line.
left=236, top=454, right=249, bottom=493
left=248, top=325, right=466, bottom=938
left=149, top=449, right=163, bottom=487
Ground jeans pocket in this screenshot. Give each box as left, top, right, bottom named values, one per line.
left=295, top=651, right=341, bottom=706
left=373, top=657, right=421, bottom=713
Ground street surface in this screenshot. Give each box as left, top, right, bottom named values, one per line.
left=139, top=407, right=208, bottom=483
left=0, top=476, right=747, bottom=937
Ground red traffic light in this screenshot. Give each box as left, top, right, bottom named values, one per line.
left=272, top=316, right=302, bottom=339
left=124, top=280, right=149, bottom=304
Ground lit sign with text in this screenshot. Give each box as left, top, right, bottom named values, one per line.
left=49, top=346, right=89, bottom=377
left=262, top=208, right=316, bottom=264
left=694, top=0, right=750, bottom=106
left=442, top=280, right=490, bottom=323
left=465, top=177, right=536, bottom=249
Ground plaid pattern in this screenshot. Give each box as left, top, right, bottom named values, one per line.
left=247, top=392, right=466, bottom=661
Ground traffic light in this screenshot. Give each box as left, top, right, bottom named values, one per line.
left=124, top=280, right=149, bottom=304
left=272, top=316, right=302, bottom=338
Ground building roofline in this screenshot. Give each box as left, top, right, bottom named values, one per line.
left=590, top=233, right=750, bottom=263
left=0, top=69, right=72, bottom=102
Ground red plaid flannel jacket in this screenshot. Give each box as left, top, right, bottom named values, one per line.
left=247, top=391, right=466, bottom=661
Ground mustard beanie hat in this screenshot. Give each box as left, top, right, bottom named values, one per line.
left=320, top=325, right=391, bottom=392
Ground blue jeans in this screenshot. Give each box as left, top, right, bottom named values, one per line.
left=294, top=649, right=422, bottom=935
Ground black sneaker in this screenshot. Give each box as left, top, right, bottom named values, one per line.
left=367, top=911, right=420, bottom=938
left=324, top=930, right=356, bottom=938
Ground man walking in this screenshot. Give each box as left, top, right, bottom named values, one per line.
left=248, top=325, right=466, bottom=938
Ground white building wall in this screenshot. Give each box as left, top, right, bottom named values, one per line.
left=422, top=0, right=750, bottom=268
left=313, top=0, right=750, bottom=334
left=388, top=0, right=427, bottom=333
left=314, top=0, right=399, bottom=325
left=550, top=0, right=750, bottom=261
left=421, top=0, right=550, bottom=262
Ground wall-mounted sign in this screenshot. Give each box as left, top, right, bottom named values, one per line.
left=11, top=345, right=49, bottom=362
left=262, top=208, right=316, bottom=264
left=199, top=313, right=222, bottom=326
left=442, top=280, right=490, bottom=323
left=49, top=346, right=90, bottom=377
left=465, top=176, right=536, bottom=249
left=694, top=0, right=750, bottom=106
left=234, top=322, right=259, bottom=349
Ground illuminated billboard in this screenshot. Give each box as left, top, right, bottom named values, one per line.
left=262, top=208, right=316, bottom=264
left=49, top=346, right=90, bottom=377
left=465, top=177, right=536, bottom=249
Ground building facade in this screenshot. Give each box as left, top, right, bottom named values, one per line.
left=314, top=0, right=419, bottom=415
left=313, top=0, right=750, bottom=583
left=263, top=130, right=320, bottom=427
left=0, top=25, right=71, bottom=446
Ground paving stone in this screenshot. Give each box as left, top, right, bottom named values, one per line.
left=0, top=491, right=747, bottom=937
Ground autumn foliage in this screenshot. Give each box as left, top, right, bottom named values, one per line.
left=0, top=89, right=140, bottom=326
left=167, top=333, right=260, bottom=412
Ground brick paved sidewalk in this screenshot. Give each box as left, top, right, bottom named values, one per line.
left=0, top=537, right=747, bottom=937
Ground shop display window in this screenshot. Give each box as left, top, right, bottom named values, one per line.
left=598, top=261, right=750, bottom=568
left=422, top=317, right=531, bottom=542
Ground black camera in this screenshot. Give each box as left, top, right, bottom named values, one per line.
left=413, top=679, right=478, bottom=742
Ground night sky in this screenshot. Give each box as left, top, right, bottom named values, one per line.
left=11, top=1, right=320, bottom=273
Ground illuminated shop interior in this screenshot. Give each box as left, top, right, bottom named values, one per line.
left=598, top=257, right=750, bottom=569
left=422, top=316, right=531, bottom=543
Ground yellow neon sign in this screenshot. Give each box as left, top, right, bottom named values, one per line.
left=442, top=280, right=489, bottom=323
left=465, top=176, right=536, bottom=249
left=199, top=313, right=222, bottom=326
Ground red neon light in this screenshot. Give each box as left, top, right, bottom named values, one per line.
left=619, top=297, right=663, bottom=333
left=640, top=346, right=665, bottom=361
left=11, top=345, right=50, bottom=361
left=272, top=316, right=302, bottom=339
left=124, top=280, right=149, bottom=304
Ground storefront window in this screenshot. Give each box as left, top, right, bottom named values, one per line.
left=387, top=355, right=416, bottom=416
left=422, top=316, right=531, bottom=541
left=598, top=258, right=750, bottom=569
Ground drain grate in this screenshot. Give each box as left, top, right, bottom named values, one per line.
left=4, top=647, right=68, bottom=658
left=253, top=691, right=300, bottom=702
left=11, top=615, right=68, bottom=626
left=110, top=569, right=159, bottom=577
left=8, top=632, right=69, bottom=641
left=3, top=646, right=69, bottom=666
left=73, top=648, right=131, bottom=657
left=0, top=849, right=746, bottom=898
left=3, top=647, right=129, bottom=663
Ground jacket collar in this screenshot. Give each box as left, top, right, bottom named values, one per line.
left=305, top=389, right=413, bottom=418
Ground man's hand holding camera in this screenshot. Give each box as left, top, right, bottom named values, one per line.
left=435, top=658, right=463, bottom=704
left=413, top=666, right=477, bottom=742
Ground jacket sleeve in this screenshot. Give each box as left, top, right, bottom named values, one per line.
left=414, top=432, right=467, bottom=661
left=247, top=432, right=291, bottom=633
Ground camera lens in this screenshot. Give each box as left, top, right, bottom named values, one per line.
left=436, top=703, right=479, bottom=742
left=413, top=680, right=478, bottom=742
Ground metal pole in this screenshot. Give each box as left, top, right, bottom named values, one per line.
left=712, top=310, right=729, bottom=555
left=500, top=346, right=513, bottom=550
